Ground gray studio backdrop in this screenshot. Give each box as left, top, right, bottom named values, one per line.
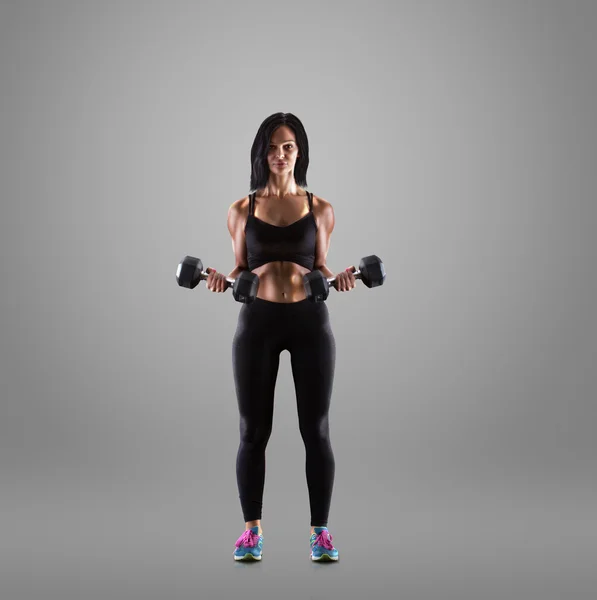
left=1, top=1, right=596, bottom=599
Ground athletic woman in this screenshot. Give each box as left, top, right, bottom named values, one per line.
left=205, top=113, right=356, bottom=561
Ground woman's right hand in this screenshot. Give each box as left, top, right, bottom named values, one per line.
left=205, top=267, right=228, bottom=292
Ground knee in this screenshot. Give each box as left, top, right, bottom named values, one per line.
left=299, top=417, right=330, bottom=444
left=239, top=420, right=272, bottom=449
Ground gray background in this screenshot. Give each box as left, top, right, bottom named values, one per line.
left=1, top=0, right=596, bottom=598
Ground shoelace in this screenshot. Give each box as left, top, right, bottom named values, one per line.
left=312, top=530, right=334, bottom=551
left=235, top=529, right=260, bottom=548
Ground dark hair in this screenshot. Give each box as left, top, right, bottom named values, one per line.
left=249, top=112, right=309, bottom=192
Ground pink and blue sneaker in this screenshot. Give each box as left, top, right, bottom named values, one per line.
left=310, top=526, right=339, bottom=561
left=233, top=526, right=263, bottom=561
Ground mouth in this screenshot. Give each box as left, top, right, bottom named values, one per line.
left=275, top=163, right=287, bottom=166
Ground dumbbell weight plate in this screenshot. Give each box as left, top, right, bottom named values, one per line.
left=304, top=270, right=329, bottom=303
left=232, top=271, right=259, bottom=304
left=359, top=255, right=386, bottom=288
left=176, top=256, right=203, bottom=289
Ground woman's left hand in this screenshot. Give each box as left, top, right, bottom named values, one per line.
left=334, top=266, right=357, bottom=292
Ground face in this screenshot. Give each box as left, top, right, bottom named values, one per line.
left=267, top=125, right=300, bottom=172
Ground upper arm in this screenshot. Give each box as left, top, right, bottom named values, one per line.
left=227, top=198, right=249, bottom=269
left=313, top=197, right=335, bottom=269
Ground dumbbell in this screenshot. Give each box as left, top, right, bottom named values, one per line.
left=303, top=255, right=386, bottom=303
left=176, top=255, right=259, bottom=304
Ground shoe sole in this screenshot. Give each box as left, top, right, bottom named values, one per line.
left=234, top=553, right=262, bottom=561
left=311, top=553, right=338, bottom=561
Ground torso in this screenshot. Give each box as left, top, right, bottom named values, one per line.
left=240, top=191, right=322, bottom=303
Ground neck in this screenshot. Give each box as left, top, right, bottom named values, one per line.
left=261, top=173, right=301, bottom=199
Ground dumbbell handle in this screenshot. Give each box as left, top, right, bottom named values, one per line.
left=197, top=270, right=235, bottom=288
left=326, top=269, right=363, bottom=286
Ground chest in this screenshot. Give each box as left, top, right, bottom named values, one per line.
left=253, top=195, right=313, bottom=227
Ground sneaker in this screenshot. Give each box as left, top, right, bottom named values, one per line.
left=233, top=526, right=263, bottom=561
left=310, top=526, right=339, bottom=561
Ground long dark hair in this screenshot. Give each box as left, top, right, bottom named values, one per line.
left=249, top=112, right=310, bottom=192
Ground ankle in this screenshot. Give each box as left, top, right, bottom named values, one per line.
left=246, top=525, right=262, bottom=535
left=310, top=525, right=327, bottom=535
left=245, top=520, right=262, bottom=534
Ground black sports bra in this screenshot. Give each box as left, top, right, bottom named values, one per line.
left=244, top=192, right=317, bottom=271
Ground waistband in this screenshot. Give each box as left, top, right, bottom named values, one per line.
left=245, top=296, right=326, bottom=314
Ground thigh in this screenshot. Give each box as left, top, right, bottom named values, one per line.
left=288, top=311, right=336, bottom=428
left=232, top=308, right=282, bottom=437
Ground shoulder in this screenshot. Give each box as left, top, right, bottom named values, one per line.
left=229, top=195, right=251, bottom=217
left=312, top=194, right=334, bottom=230
left=229, top=195, right=250, bottom=210
left=311, top=193, right=332, bottom=211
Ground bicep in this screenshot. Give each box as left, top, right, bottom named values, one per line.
left=227, top=202, right=249, bottom=268
left=313, top=201, right=334, bottom=268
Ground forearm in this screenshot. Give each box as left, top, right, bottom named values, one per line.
left=227, top=265, right=249, bottom=279
left=314, top=264, right=335, bottom=279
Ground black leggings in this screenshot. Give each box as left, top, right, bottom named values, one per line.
left=232, top=297, right=336, bottom=527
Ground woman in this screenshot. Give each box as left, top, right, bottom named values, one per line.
left=205, top=113, right=356, bottom=562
